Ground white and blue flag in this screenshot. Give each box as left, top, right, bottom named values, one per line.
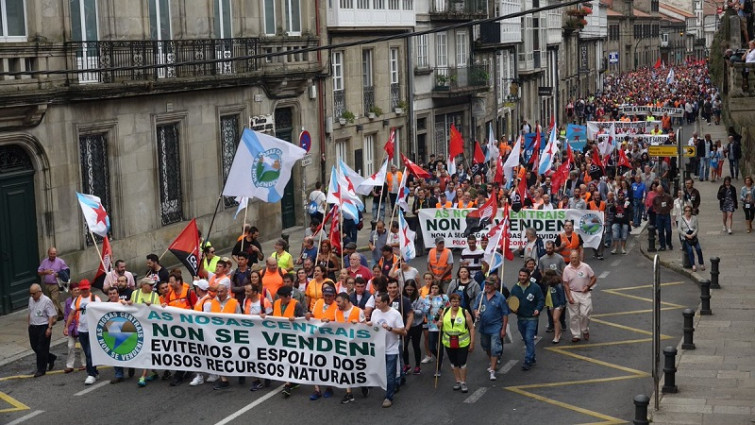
left=222, top=129, right=307, bottom=203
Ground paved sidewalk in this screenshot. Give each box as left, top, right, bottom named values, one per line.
left=641, top=122, right=755, bottom=425
left=0, top=212, right=378, bottom=370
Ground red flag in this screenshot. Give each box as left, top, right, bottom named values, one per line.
left=92, top=236, right=112, bottom=290
left=473, top=141, right=486, bottom=164
left=329, top=215, right=341, bottom=254
left=516, top=174, right=529, bottom=204
left=528, top=131, right=541, bottom=175
left=591, top=148, right=605, bottom=173
left=168, top=218, right=201, bottom=277
left=494, top=155, right=504, bottom=184
left=449, top=124, right=464, bottom=158
left=401, top=154, right=432, bottom=179
left=653, top=58, right=662, bottom=69
left=383, top=128, right=395, bottom=160
left=502, top=214, right=514, bottom=261
left=566, top=142, right=574, bottom=166
left=315, top=205, right=338, bottom=234
left=618, top=148, right=633, bottom=169
left=551, top=161, right=570, bottom=194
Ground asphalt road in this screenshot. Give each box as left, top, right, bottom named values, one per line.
left=0, top=238, right=701, bottom=425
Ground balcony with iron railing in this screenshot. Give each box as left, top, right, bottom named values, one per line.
left=430, top=0, right=487, bottom=21
left=431, top=65, right=489, bottom=96
left=0, top=37, right=322, bottom=96
left=363, top=85, right=375, bottom=115
left=390, top=83, right=401, bottom=109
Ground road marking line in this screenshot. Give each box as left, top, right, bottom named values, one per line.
left=463, top=387, right=488, bottom=404
left=598, top=271, right=610, bottom=279
left=610, top=260, right=621, bottom=267
left=214, top=384, right=285, bottom=425
left=601, top=289, right=685, bottom=308
left=511, top=373, right=645, bottom=390
left=551, top=348, right=650, bottom=376
left=5, top=410, right=44, bottom=425
left=0, top=392, right=29, bottom=413
left=606, top=281, right=684, bottom=291
left=593, top=306, right=682, bottom=318
left=499, top=360, right=518, bottom=374
left=74, top=381, right=109, bottom=396
left=506, top=387, right=625, bottom=424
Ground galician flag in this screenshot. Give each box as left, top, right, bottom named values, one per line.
left=396, top=167, right=410, bottom=212
left=538, top=118, right=558, bottom=175
left=666, top=68, right=675, bottom=85
left=222, top=129, right=307, bottom=202
left=355, top=158, right=388, bottom=196
left=76, top=192, right=110, bottom=237
left=397, top=209, right=416, bottom=261
left=339, top=159, right=366, bottom=193
left=327, top=166, right=363, bottom=223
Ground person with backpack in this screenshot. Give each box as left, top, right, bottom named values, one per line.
left=307, top=181, right=326, bottom=223
left=446, top=266, right=481, bottom=312
left=440, top=293, right=475, bottom=393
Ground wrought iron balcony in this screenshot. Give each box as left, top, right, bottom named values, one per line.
left=363, top=85, right=375, bottom=115
left=64, top=38, right=260, bottom=84
left=429, top=0, right=487, bottom=21
left=390, top=83, right=400, bottom=109
left=432, top=65, right=489, bottom=95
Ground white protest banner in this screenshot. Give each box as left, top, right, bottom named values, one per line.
left=87, top=303, right=387, bottom=388
left=587, top=121, right=656, bottom=140
left=596, top=133, right=669, bottom=146
left=618, top=105, right=684, bottom=117
left=418, top=208, right=604, bottom=249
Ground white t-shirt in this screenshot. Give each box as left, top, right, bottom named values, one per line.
left=309, top=190, right=326, bottom=214
left=76, top=294, right=102, bottom=333
left=370, top=307, right=404, bottom=355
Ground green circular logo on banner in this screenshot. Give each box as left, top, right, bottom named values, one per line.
left=578, top=213, right=603, bottom=236
left=96, top=312, right=144, bottom=361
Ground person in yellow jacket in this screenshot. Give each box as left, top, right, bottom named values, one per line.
left=440, top=293, right=475, bottom=393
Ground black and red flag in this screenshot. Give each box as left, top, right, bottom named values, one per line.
left=463, top=195, right=498, bottom=237
left=169, top=218, right=200, bottom=277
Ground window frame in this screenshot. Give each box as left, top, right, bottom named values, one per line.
left=0, top=0, right=27, bottom=41
left=284, top=0, right=301, bottom=35
left=263, top=0, right=276, bottom=36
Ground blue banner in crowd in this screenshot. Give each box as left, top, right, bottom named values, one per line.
left=522, top=132, right=546, bottom=164
left=565, top=124, right=587, bottom=151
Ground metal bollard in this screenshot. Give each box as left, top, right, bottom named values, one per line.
left=682, top=308, right=696, bottom=350
left=633, top=394, right=650, bottom=425
left=700, top=279, right=712, bottom=315
left=709, top=257, right=721, bottom=289
left=647, top=224, right=657, bottom=252
left=662, top=346, right=679, bottom=393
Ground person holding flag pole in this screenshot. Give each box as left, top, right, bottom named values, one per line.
left=75, top=192, right=111, bottom=281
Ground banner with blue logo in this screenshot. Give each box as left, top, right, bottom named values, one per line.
left=87, top=303, right=387, bottom=388
left=566, top=125, right=588, bottom=151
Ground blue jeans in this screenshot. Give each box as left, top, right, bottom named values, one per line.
left=385, top=354, right=398, bottom=401
left=729, top=158, right=739, bottom=180
left=78, top=332, right=98, bottom=377
left=632, top=199, right=644, bottom=226
left=371, top=199, right=385, bottom=222
left=517, top=318, right=538, bottom=365
left=656, top=214, right=672, bottom=248
left=427, top=331, right=444, bottom=365
left=698, top=159, right=709, bottom=181
left=684, top=240, right=704, bottom=266
left=114, top=367, right=124, bottom=379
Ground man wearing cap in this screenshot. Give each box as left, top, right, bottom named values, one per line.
left=64, top=279, right=101, bottom=385
left=28, top=283, right=57, bottom=377
left=428, top=237, right=454, bottom=290
left=472, top=278, right=509, bottom=381
left=510, top=268, right=544, bottom=371
left=188, top=279, right=211, bottom=386
left=37, top=247, right=68, bottom=319
left=272, top=286, right=307, bottom=398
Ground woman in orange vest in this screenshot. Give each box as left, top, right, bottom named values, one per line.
left=305, top=264, right=334, bottom=311
left=308, top=284, right=338, bottom=400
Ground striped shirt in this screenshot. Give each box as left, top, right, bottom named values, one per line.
left=460, top=247, right=485, bottom=273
